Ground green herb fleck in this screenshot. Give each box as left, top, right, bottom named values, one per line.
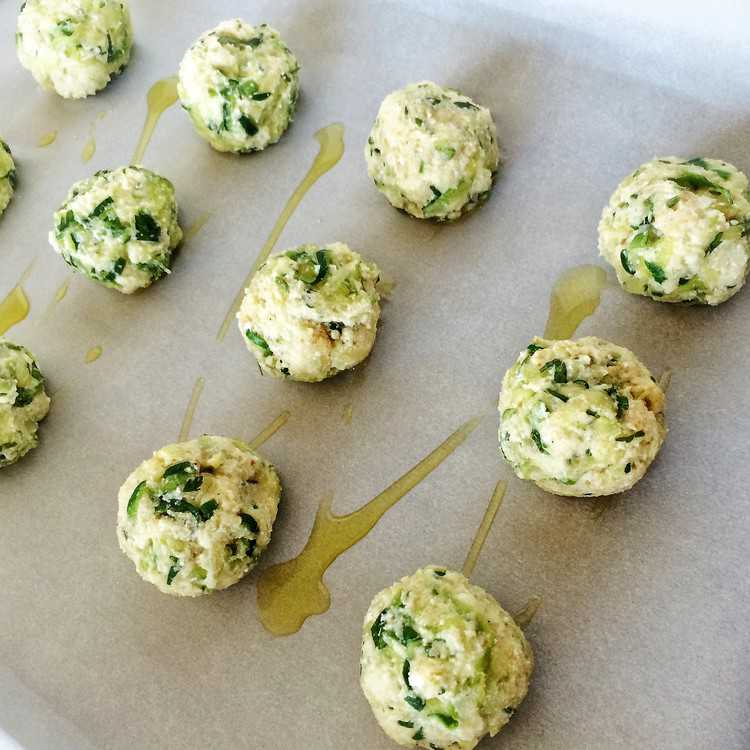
left=615, top=430, right=645, bottom=442
left=126, top=480, right=148, bottom=518
left=531, top=429, right=548, bottom=454
left=540, top=358, right=567, bottom=383
left=397, top=721, right=414, bottom=728
left=706, top=232, right=723, bottom=255
left=546, top=388, right=569, bottom=402
left=245, top=330, right=272, bottom=357
left=371, top=609, right=388, bottom=649
left=239, top=114, right=259, bottom=136
left=405, top=695, right=425, bottom=711
left=620, top=249, right=636, bottom=275
left=240, top=513, right=259, bottom=534
left=644, top=261, right=666, bottom=284
left=134, top=212, right=161, bottom=242
left=666, top=195, right=680, bottom=208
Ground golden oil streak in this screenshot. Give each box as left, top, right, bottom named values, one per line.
left=81, top=112, right=107, bottom=163
left=183, top=212, right=211, bottom=243
left=544, top=264, right=608, bottom=340
left=132, top=77, right=179, bottom=166
left=178, top=376, right=205, bottom=442
left=658, top=368, right=672, bottom=393
left=462, top=480, right=507, bottom=579
left=38, top=130, right=57, bottom=147
left=513, top=595, right=542, bottom=629
left=247, top=410, right=290, bottom=451
left=0, top=261, right=34, bottom=336
left=257, top=416, right=481, bottom=636
left=216, top=123, right=345, bottom=342
left=39, top=275, right=73, bottom=324
left=342, top=403, right=353, bottom=425
left=84, top=345, right=103, bottom=364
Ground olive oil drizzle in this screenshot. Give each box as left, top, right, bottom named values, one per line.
left=342, top=403, right=353, bottom=425
left=544, top=265, right=609, bottom=340
left=38, top=130, right=57, bottom=147
left=131, top=78, right=179, bottom=165
left=177, top=375, right=205, bottom=442
left=658, top=368, right=672, bottom=392
left=217, top=123, right=345, bottom=342
left=462, top=480, right=507, bottom=578
left=0, top=262, right=34, bottom=336
left=248, top=410, right=290, bottom=451
left=256, top=416, right=481, bottom=636
left=84, top=346, right=102, bottom=364
left=81, top=112, right=107, bottom=164
left=183, top=212, right=211, bottom=243
left=513, top=595, right=542, bottom=629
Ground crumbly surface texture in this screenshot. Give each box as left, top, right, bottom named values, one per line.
left=365, top=81, right=500, bottom=221
left=0, top=339, right=50, bottom=469
left=598, top=156, right=750, bottom=305
left=49, top=166, right=182, bottom=293
left=17, top=0, right=132, bottom=99
left=0, top=140, right=16, bottom=217
left=117, top=435, right=281, bottom=597
left=237, top=242, right=381, bottom=382
left=178, top=19, right=300, bottom=153
left=360, top=566, right=533, bottom=750
left=498, top=337, right=666, bottom=497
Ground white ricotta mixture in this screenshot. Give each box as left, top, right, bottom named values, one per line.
left=498, top=337, right=666, bottom=497
left=178, top=19, right=300, bottom=153
left=365, top=81, right=500, bottom=221
left=17, top=0, right=132, bottom=99
left=360, top=566, right=533, bottom=750
left=598, top=157, right=750, bottom=305
left=0, top=339, right=50, bottom=469
left=0, top=140, right=16, bottom=217
left=237, top=242, right=381, bottom=382
left=117, top=435, right=281, bottom=597
left=49, top=166, right=182, bottom=294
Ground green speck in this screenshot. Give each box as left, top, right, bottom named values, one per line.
left=531, top=429, right=548, bottom=454
left=706, top=232, right=723, bottom=255
left=245, top=330, right=272, bottom=357
left=644, top=261, right=666, bottom=284
left=126, top=480, right=148, bottom=518
left=615, top=430, right=645, bottom=442
left=134, top=212, right=161, bottom=242
left=620, top=249, right=636, bottom=275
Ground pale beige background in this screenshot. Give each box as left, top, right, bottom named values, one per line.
left=1, top=1, right=748, bottom=748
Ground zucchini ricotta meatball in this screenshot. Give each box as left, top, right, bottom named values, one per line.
left=49, top=166, right=182, bottom=293
left=498, top=337, right=666, bottom=497
left=177, top=19, right=300, bottom=153
left=360, top=566, right=533, bottom=750
left=16, top=0, right=132, bottom=99
left=237, top=242, right=381, bottom=382
left=365, top=81, right=500, bottom=221
left=117, top=436, right=281, bottom=597
left=0, top=340, right=50, bottom=469
left=599, top=157, right=750, bottom=305
left=0, top=140, right=16, bottom=217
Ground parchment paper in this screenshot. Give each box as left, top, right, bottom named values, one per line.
left=1, top=1, right=748, bottom=748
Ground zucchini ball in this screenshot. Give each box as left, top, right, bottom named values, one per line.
left=177, top=19, right=300, bottom=153
left=0, top=339, right=50, bottom=469
left=360, top=566, right=533, bottom=750
left=498, top=337, right=666, bottom=497
left=117, top=435, right=281, bottom=597
left=365, top=81, right=500, bottom=221
left=237, top=242, right=381, bottom=382
left=49, top=166, right=182, bottom=294
left=0, top=140, right=16, bottom=217
left=16, top=0, right=132, bottom=99
left=598, top=157, right=750, bottom=305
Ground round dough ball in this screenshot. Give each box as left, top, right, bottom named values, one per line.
left=117, top=435, right=281, bottom=597
left=360, top=566, right=533, bottom=750
left=237, top=242, right=381, bottom=382
left=177, top=19, right=300, bottom=153
left=365, top=81, right=500, bottom=221
left=0, top=140, right=16, bottom=217
left=0, top=339, right=50, bottom=469
left=498, top=337, right=666, bottom=497
left=17, top=0, right=132, bottom=99
left=598, top=157, right=750, bottom=305
left=49, top=166, right=182, bottom=294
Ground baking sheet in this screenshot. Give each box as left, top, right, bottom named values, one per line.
left=1, top=1, right=749, bottom=748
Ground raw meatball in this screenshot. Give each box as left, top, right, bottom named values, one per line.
left=117, top=435, right=281, bottom=597
left=498, top=337, right=666, bottom=497
left=0, top=340, right=50, bottom=469
left=17, top=0, right=132, bottom=99
left=365, top=81, right=500, bottom=221
left=177, top=19, right=300, bottom=153
left=49, top=166, right=182, bottom=294
left=0, top=140, right=16, bottom=217
left=360, top=566, right=533, bottom=750
left=598, top=157, right=750, bottom=305
left=237, top=242, right=381, bottom=382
